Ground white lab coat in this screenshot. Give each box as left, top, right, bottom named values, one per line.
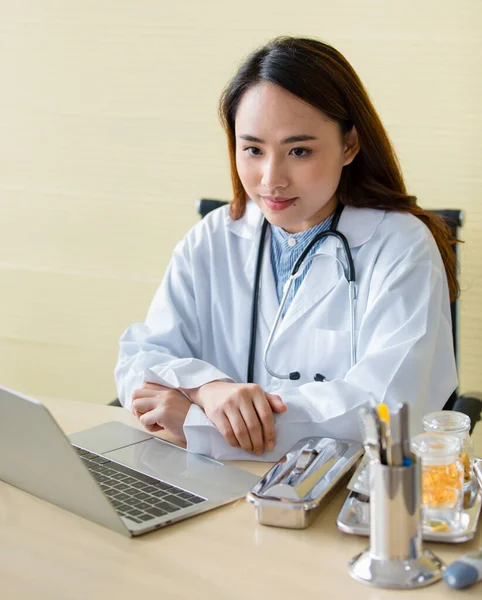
left=115, top=201, right=457, bottom=461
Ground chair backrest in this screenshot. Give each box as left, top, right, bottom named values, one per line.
left=428, top=210, right=462, bottom=366
left=428, top=210, right=462, bottom=411
left=197, top=198, right=228, bottom=219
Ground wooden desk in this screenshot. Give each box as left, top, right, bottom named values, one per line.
left=1, top=398, right=481, bottom=600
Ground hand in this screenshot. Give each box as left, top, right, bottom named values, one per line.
left=185, top=382, right=287, bottom=455
left=132, top=383, right=191, bottom=444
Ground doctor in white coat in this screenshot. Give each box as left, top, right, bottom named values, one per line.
left=115, top=37, right=458, bottom=461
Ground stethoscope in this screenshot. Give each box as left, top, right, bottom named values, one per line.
left=247, top=203, right=357, bottom=384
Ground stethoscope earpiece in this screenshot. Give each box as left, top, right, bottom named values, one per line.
left=314, top=373, right=326, bottom=382
left=289, top=372, right=301, bottom=381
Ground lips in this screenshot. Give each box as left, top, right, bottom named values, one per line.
left=262, top=196, right=298, bottom=211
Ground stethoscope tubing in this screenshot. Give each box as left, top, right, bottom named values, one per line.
left=248, top=203, right=357, bottom=383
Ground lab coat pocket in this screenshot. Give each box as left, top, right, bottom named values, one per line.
left=313, top=328, right=352, bottom=381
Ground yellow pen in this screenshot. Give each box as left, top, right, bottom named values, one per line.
left=377, top=403, right=391, bottom=465
left=377, top=403, right=390, bottom=425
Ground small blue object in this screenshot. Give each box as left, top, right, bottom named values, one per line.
left=443, top=561, right=479, bottom=589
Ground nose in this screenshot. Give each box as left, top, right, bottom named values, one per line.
left=261, top=156, right=289, bottom=192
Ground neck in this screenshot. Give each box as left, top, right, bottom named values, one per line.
left=282, top=200, right=338, bottom=234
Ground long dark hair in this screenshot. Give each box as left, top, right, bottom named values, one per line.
left=219, top=36, right=459, bottom=300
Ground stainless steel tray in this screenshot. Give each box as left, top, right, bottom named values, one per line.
left=247, top=436, right=363, bottom=529
left=337, top=459, right=482, bottom=543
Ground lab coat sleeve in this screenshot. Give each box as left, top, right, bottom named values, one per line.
left=114, top=236, right=233, bottom=411
left=183, top=254, right=457, bottom=462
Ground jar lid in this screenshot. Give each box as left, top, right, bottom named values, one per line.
left=422, top=410, right=470, bottom=434
left=410, top=432, right=461, bottom=458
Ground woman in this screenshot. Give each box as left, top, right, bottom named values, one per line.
left=115, top=37, right=458, bottom=460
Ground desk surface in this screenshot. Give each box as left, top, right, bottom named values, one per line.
left=1, top=397, right=481, bottom=600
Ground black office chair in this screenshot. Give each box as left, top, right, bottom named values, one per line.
left=197, top=198, right=482, bottom=434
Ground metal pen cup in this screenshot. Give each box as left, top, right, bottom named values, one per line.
left=348, top=458, right=445, bottom=589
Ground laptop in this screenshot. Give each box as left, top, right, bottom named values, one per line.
left=0, top=386, right=259, bottom=536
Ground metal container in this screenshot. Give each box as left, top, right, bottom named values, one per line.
left=348, top=460, right=445, bottom=589
left=246, top=436, right=363, bottom=529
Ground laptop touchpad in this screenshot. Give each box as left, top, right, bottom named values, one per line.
left=68, top=421, right=153, bottom=454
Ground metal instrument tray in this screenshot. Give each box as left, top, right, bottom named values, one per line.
left=247, top=436, right=363, bottom=529
left=337, top=459, right=482, bottom=544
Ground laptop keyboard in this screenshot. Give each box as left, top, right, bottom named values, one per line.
left=73, top=446, right=206, bottom=524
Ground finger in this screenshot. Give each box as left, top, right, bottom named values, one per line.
left=132, top=388, right=159, bottom=401
left=210, top=411, right=239, bottom=448
left=266, top=393, right=287, bottom=413
left=143, top=423, right=165, bottom=433
left=239, top=402, right=264, bottom=456
left=132, top=397, right=158, bottom=414
left=224, top=406, right=253, bottom=453
left=139, top=408, right=163, bottom=428
left=254, top=394, right=276, bottom=451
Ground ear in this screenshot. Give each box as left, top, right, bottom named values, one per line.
left=342, top=126, right=360, bottom=166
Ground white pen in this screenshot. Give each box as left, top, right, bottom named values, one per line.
left=443, top=549, right=482, bottom=589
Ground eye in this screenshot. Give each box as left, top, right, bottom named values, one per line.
left=289, top=147, right=312, bottom=158
left=243, top=146, right=262, bottom=156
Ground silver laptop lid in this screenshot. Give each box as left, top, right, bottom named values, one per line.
left=0, top=386, right=129, bottom=536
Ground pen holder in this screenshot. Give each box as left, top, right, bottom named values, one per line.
left=348, top=459, right=445, bottom=589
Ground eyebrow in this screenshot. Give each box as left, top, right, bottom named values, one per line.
left=238, top=134, right=318, bottom=144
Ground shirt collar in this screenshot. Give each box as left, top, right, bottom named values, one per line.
left=270, top=215, right=332, bottom=251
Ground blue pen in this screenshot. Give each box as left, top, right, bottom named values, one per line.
left=443, top=549, right=482, bottom=589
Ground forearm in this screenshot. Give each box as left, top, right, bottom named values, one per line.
left=182, top=392, right=364, bottom=461
left=115, top=325, right=233, bottom=408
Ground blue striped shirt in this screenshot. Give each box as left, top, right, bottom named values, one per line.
left=270, top=216, right=333, bottom=317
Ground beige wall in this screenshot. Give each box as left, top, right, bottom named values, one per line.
left=1, top=1, right=481, bottom=404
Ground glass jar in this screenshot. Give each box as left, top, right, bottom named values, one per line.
left=422, top=411, right=474, bottom=485
left=410, top=432, right=464, bottom=532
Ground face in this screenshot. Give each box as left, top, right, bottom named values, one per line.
left=235, top=83, right=359, bottom=233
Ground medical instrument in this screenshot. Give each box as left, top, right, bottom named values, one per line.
left=443, top=549, right=482, bottom=589
left=358, top=406, right=381, bottom=463
left=388, top=409, right=404, bottom=466
left=349, top=403, right=409, bottom=493
left=348, top=403, right=412, bottom=496
left=247, top=202, right=357, bottom=383
left=246, top=436, right=362, bottom=529
left=399, top=402, right=411, bottom=464
left=359, top=403, right=411, bottom=469
left=376, top=403, right=391, bottom=464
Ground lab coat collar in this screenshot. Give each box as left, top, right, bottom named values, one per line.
left=228, top=201, right=386, bottom=340
left=224, top=200, right=263, bottom=241
left=227, top=200, right=386, bottom=250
